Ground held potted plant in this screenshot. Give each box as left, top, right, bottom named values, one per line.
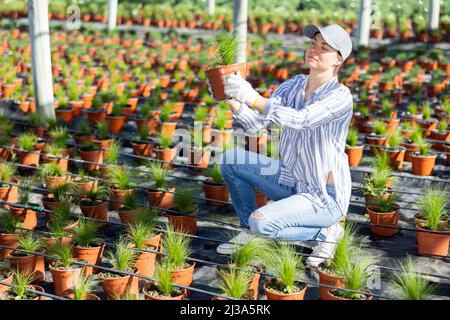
left=99, top=238, right=139, bottom=300
left=415, top=188, right=449, bottom=257
left=203, top=163, right=229, bottom=206
left=345, top=127, right=364, bottom=167
left=8, top=233, right=46, bottom=283
left=146, top=161, right=174, bottom=209
left=48, top=242, right=84, bottom=296
left=142, top=262, right=187, bottom=300
left=366, top=193, right=400, bottom=236
left=167, top=188, right=198, bottom=235
left=261, top=242, right=307, bottom=300
left=160, top=224, right=195, bottom=288
left=72, top=220, right=104, bottom=276
left=206, top=32, right=246, bottom=100
left=410, top=140, right=437, bottom=176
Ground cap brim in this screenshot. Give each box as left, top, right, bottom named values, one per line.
left=303, top=25, right=321, bottom=39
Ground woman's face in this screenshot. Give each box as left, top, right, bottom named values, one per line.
left=305, top=33, right=342, bottom=72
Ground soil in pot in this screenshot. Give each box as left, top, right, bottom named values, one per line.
left=263, top=278, right=307, bottom=300
left=142, top=281, right=186, bottom=300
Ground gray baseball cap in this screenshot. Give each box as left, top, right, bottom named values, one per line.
left=303, top=24, right=353, bottom=61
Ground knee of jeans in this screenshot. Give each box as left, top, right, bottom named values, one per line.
left=248, top=216, right=274, bottom=238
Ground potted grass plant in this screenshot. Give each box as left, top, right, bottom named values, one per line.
left=345, top=127, right=364, bottom=167
left=71, top=169, right=97, bottom=193
left=16, top=132, right=41, bottom=170
left=228, top=237, right=269, bottom=300
left=415, top=188, right=449, bottom=256
left=366, top=193, right=400, bottom=237
left=100, top=138, right=121, bottom=178
left=401, top=128, right=423, bottom=162
left=9, top=187, right=38, bottom=230
left=430, top=120, right=450, bottom=151
left=0, top=270, right=44, bottom=300
left=215, top=268, right=254, bottom=300
left=72, top=220, right=104, bottom=276
left=142, top=262, right=186, bottom=300
left=167, top=188, right=198, bottom=235
left=417, top=102, right=438, bottom=137
left=146, top=161, right=174, bottom=209
left=41, top=162, right=71, bottom=190
left=365, top=120, right=388, bottom=154
left=0, top=163, right=19, bottom=208
left=381, top=129, right=406, bottom=170
left=0, top=212, right=22, bottom=259
left=105, top=104, right=127, bottom=133
left=76, top=184, right=110, bottom=222
left=42, top=182, right=71, bottom=215
left=364, top=152, right=394, bottom=208
left=317, top=224, right=358, bottom=300
left=125, top=208, right=161, bottom=251
left=324, top=251, right=375, bottom=300
left=261, top=242, right=307, bottom=300
left=79, top=141, right=103, bottom=171
left=203, top=163, right=229, bottom=206
left=86, top=96, right=106, bottom=126
left=8, top=233, right=45, bottom=283
left=206, top=32, right=246, bottom=100
left=131, top=123, right=154, bottom=157
left=42, top=143, right=69, bottom=172
left=94, top=121, right=112, bottom=150
left=118, top=192, right=145, bottom=225
left=69, top=273, right=100, bottom=300
left=99, top=238, right=139, bottom=300
left=48, top=242, right=84, bottom=296
left=160, top=224, right=195, bottom=288
left=410, top=140, right=437, bottom=176
left=389, top=256, right=436, bottom=300
left=107, top=165, right=136, bottom=211
left=127, top=221, right=158, bottom=277
left=157, top=101, right=178, bottom=138
left=154, top=133, right=176, bottom=168
left=73, top=121, right=94, bottom=145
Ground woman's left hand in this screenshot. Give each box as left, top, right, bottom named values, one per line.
left=224, top=71, right=259, bottom=106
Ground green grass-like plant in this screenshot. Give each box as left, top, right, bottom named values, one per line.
left=154, top=262, right=176, bottom=297
left=418, top=188, right=448, bottom=230
left=390, top=256, right=435, bottom=300
left=41, top=162, right=65, bottom=177
left=121, top=192, right=140, bottom=211
left=418, top=141, right=431, bottom=156
left=48, top=126, right=71, bottom=147
left=174, top=188, right=197, bottom=214
left=159, top=134, right=172, bottom=150
left=372, top=193, right=397, bottom=213
left=147, top=161, right=169, bottom=190
left=0, top=162, right=16, bottom=185
left=193, top=105, right=209, bottom=123
left=7, top=270, right=38, bottom=300
left=18, top=233, right=43, bottom=253
left=73, top=220, right=101, bottom=248
left=162, top=224, right=192, bottom=270
left=50, top=242, right=74, bottom=269
left=208, top=163, right=224, bottom=184
left=437, top=120, right=448, bottom=132
left=211, top=32, right=238, bottom=67
left=50, top=202, right=74, bottom=227
left=219, top=268, right=253, bottom=299
left=104, top=139, right=121, bottom=164
left=372, top=120, right=388, bottom=136
left=346, top=127, right=359, bottom=147
left=326, top=223, right=359, bottom=276
left=108, top=165, right=135, bottom=190
left=17, top=133, right=37, bottom=151
left=230, top=237, right=270, bottom=269
left=105, top=238, right=137, bottom=272
left=387, top=129, right=403, bottom=148
left=76, top=184, right=109, bottom=205
left=0, top=211, right=21, bottom=233
left=44, top=143, right=64, bottom=156
left=73, top=274, right=98, bottom=300
left=48, top=182, right=72, bottom=202
left=422, top=103, right=431, bottom=120
left=96, top=121, right=109, bottom=140
left=127, top=221, right=155, bottom=250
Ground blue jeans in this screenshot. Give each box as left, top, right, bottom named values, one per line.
left=219, top=147, right=344, bottom=241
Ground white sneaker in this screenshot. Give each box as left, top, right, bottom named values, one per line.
left=216, top=229, right=255, bottom=255
left=306, top=223, right=344, bottom=268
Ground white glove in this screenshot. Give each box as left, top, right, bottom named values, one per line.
left=224, top=71, right=258, bottom=106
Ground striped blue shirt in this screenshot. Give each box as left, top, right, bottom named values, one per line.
left=233, top=74, right=353, bottom=216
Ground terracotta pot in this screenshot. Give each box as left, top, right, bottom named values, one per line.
left=79, top=200, right=109, bottom=222
left=73, top=244, right=104, bottom=275
left=0, top=232, right=20, bottom=259
left=41, top=235, right=73, bottom=251
left=42, top=154, right=69, bottom=172
left=367, top=204, right=400, bottom=236
left=159, top=122, right=177, bottom=138
left=345, top=145, right=364, bottom=167
left=105, top=115, right=126, bottom=133
left=365, top=135, right=387, bottom=154
left=206, top=63, right=247, bottom=100
left=324, top=288, right=373, bottom=300
left=100, top=269, right=139, bottom=300
left=134, top=245, right=158, bottom=277
left=418, top=120, right=438, bottom=137
left=401, top=143, right=420, bottom=162
left=110, top=188, right=134, bottom=211
left=167, top=209, right=198, bottom=235
left=430, top=130, right=450, bottom=151
left=0, top=178, right=19, bottom=209
left=8, top=253, right=46, bottom=283
left=0, top=144, right=14, bottom=160
left=45, top=174, right=71, bottom=190
left=317, top=264, right=345, bottom=300
left=49, top=260, right=84, bottom=296
left=9, top=205, right=38, bottom=230
left=118, top=207, right=145, bottom=225
left=263, top=279, right=307, bottom=300
left=0, top=268, right=13, bottom=293
left=79, top=148, right=103, bottom=171
left=411, top=153, right=436, bottom=176
left=147, top=189, right=175, bottom=209
left=55, top=108, right=74, bottom=123
left=416, top=223, right=449, bottom=257
left=72, top=179, right=97, bottom=194
left=203, top=181, right=229, bottom=206
left=16, top=149, right=41, bottom=170
left=131, top=141, right=154, bottom=157
left=154, top=147, right=176, bottom=168
left=87, top=108, right=106, bottom=126
left=189, top=150, right=211, bottom=169
left=136, top=117, right=157, bottom=134
left=170, top=262, right=195, bottom=287
left=255, top=190, right=268, bottom=208
left=142, top=281, right=186, bottom=300
left=383, top=147, right=406, bottom=170
left=42, top=197, right=65, bottom=220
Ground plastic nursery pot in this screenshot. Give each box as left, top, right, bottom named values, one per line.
left=415, top=222, right=450, bottom=257
left=410, top=152, right=437, bottom=176
left=79, top=148, right=103, bottom=171
left=79, top=200, right=109, bottom=223
left=118, top=207, right=145, bottom=225
left=131, top=140, right=154, bottom=157
left=99, top=268, right=140, bottom=300
left=72, top=244, right=105, bottom=276
left=0, top=178, right=19, bottom=209
left=316, top=264, right=345, bottom=300
left=263, top=279, right=307, bottom=300
left=42, top=154, right=69, bottom=172
left=202, top=180, right=229, bottom=206
left=146, top=188, right=175, bottom=209
left=345, top=145, right=364, bottom=167
left=0, top=232, right=20, bottom=259
left=166, top=208, right=198, bottom=235
left=170, top=262, right=196, bottom=287
left=9, top=205, right=38, bottom=230
left=206, top=62, right=247, bottom=100
left=8, top=253, right=46, bottom=283
left=16, top=149, right=41, bottom=170
left=154, top=147, right=176, bottom=169
left=44, top=174, right=71, bottom=190
left=323, top=288, right=373, bottom=300
left=105, top=114, right=126, bottom=133
left=401, top=142, right=420, bottom=162
left=87, top=108, right=106, bottom=126
left=366, top=204, right=400, bottom=236
left=133, top=245, right=158, bottom=278
left=383, top=147, right=406, bottom=170
left=142, top=281, right=186, bottom=300
left=0, top=268, right=13, bottom=293
left=49, top=260, right=84, bottom=296
left=110, top=188, right=134, bottom=211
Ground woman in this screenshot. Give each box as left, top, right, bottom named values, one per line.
left=214, top=24, right=354, bottom=268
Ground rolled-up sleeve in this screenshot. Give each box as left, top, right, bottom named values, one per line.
left=261, top=85, right=353, bottom=130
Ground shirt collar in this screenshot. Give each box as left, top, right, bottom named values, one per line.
left=303, top=75, right=339, bottom=100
